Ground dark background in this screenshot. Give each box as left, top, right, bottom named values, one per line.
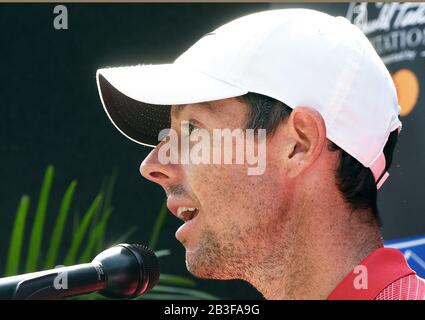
left=0, top=3, right=424, bottom=299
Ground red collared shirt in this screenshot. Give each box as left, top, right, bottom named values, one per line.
left=327, top=248, right=425, bottom=300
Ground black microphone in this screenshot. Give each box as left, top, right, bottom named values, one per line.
left=0, top=243, right=160, bottom=300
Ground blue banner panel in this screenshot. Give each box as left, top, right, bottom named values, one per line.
left=386, top=234, right=425, bottom=278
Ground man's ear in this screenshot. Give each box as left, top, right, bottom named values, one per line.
left=282, top=107, right=327, bottom=178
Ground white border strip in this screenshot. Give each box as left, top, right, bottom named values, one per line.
left=386, top=237, right=425, bottom=250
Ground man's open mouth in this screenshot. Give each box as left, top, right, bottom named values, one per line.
left=177, top=207, right=199, bottom=222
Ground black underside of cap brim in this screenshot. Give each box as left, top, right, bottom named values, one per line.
left=98, top=74, right=171, bottom=147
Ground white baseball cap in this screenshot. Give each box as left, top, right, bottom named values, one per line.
left=96, top=8, right=401, bottom=189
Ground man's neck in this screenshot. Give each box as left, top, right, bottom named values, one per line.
left=248, top=205, right=383, bottom=300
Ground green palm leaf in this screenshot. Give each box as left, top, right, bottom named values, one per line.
left=44, top=180, right=77, bottom=269
left=63, top=194, right=103, bottom=265
left=148, top=202, right=168, bottom=250
left=78, top=207, right=112, bottom=263
left=5, top=195, right=30, bottom=276
left=25, top=165, right=54, bottom=272
left=158, top=274, right=195, bottom=287
left=141, top=285, right=219, bottom=300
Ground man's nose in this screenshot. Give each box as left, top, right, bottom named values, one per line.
left=139, top=146, right=180, bottom=188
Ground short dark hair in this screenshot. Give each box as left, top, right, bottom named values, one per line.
left=239, top=92, right=399, bottom=224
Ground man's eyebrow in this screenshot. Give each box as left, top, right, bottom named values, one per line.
left=171, top=102, right=215, bottom=119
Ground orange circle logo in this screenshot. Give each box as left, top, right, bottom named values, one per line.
left=392, top=69, right=419, bottom=117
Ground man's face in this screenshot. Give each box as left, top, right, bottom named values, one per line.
left=140, top=98, right=292, bottom=280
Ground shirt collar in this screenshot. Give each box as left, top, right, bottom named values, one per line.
left=327, top=247, right=415, bottom=300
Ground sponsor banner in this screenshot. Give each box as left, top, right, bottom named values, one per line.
left=347, top=2, right=423, bottom=117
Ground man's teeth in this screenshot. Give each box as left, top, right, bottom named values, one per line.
left=177, top=207, right=198, bottom=221
left=177, top=207, right=197, bottom=215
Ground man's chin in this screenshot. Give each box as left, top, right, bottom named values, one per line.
left=185, top=251, right=234, bottom=280
left=183, top=229, right=237, bottom=279
left=185, top=252, right=212, bottom=279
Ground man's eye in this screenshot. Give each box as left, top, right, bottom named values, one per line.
left=188, top=122, right=199, bottom=134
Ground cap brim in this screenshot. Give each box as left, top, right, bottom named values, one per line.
left=96, top=64, right=248, bottom=147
